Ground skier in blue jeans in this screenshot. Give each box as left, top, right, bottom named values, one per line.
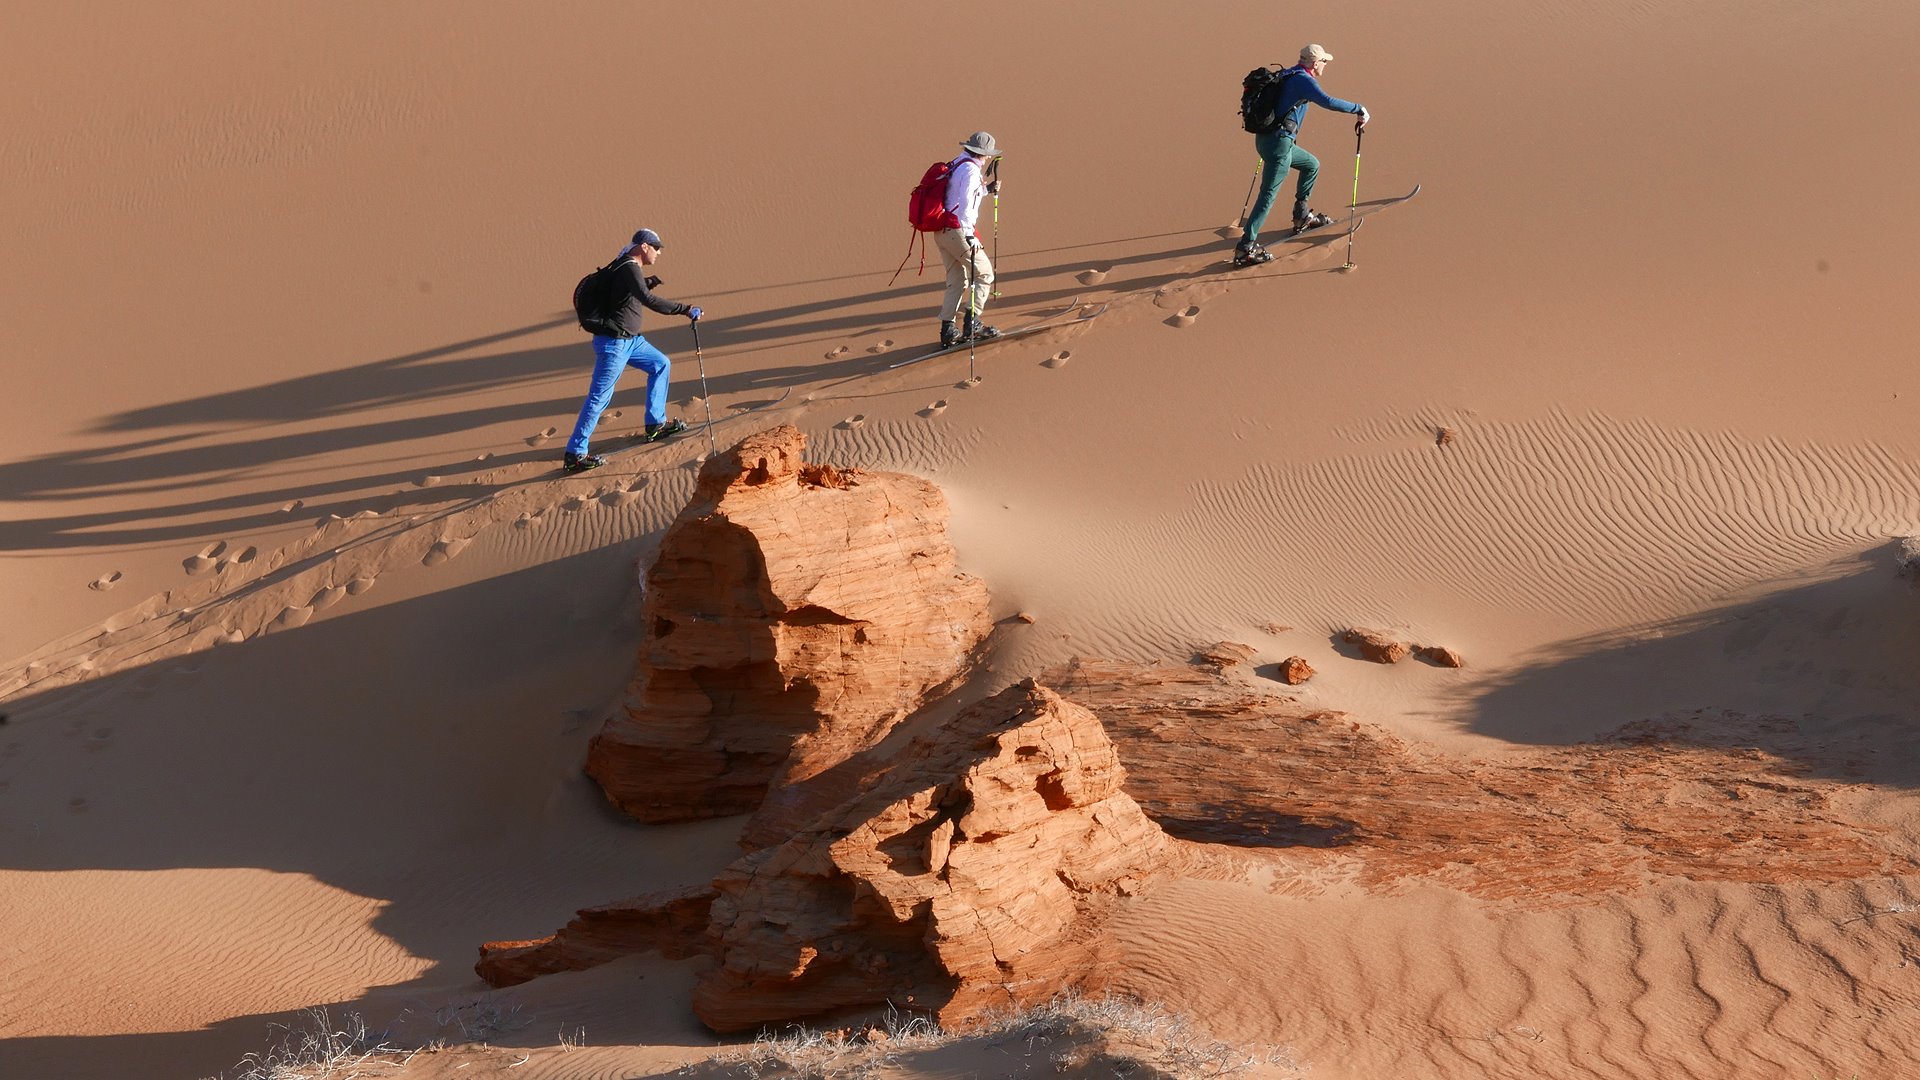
left=564, top=228, right=701, bottom=474
left=1235, top=43, right=1371, bottom=267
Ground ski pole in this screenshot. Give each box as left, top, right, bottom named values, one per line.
left=1238, top=156, right=1263, bottom=231
left=989, top=156, right=1002, bottom=298
left=1343, top=127, right=1363, bottom=271
left=691, top=316, right=717, bottom=455
left=965, top=237, right=979, bottom=382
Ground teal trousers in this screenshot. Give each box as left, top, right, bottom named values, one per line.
left=1243, top=131, right=1320, bottom=243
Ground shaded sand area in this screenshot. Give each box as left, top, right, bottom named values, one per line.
left=4, top=1, right=1920, bottom=1078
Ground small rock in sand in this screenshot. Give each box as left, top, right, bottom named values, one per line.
left=1418, top=645, right=1466, bottom=668
left=1341, top=628, right=1410, bottom=664
left=1198, top=641, right=1256, bottom=668
left=1898, top=536, right=1920, bottom=581
left=1277, top=656, right=1315, bottom=685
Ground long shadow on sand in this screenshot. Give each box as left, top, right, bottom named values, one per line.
left=0, top=547, right=739, bottom=1077
left=0, top=211, right=1381, bottom=554
left=1447, top=544, right=1920, bottom=788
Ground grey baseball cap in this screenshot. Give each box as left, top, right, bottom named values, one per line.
left=959, top=131, right=1001, bottom=157
left=631, top=228, right=664, bottom=249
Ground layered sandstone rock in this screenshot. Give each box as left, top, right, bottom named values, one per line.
left=475, top=884, right=713, bottom=987
left=692, top=680, right=1168, bottom=1033
left=586, top=425, right=992, bottom=830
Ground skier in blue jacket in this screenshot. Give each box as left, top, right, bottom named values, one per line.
left=1235, top=43, right=1371, bottom=267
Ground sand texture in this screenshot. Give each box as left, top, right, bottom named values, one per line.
left=5, top=1, right=1920, bottom=1078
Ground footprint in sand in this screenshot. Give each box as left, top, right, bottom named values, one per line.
left=280, top=500, right=303, bottom=513
left=88, top=571, right=123, bottom=592
left=824, top=345, right=851, bottom=359
left=84, top=727, right=113, bottom=752
left=310, top=585, right=348, bottom=611
left=600, top=488, right=642, bottom=508
left=266, top=606, right=313, bottom=633
left=917, top=400, right=949, bottom=419
left=346, top=576, right=377, bottom=595
left=423, top=537, right=471, bottom=566
left=213, top=628, right=248, bottom=646
left=838, top=414, right=867, bottom=430
left=525, top=426, right=559, bottom=447
left=416, top=474, right=442, bottom=487
left=218, top=546, right=257, bottom=573
left=69, top=797, right=88, bottom=814
left=561, top=494, right=593, bottom=512
left=1042, top=350, right=1072, bottom=369
left=184, top=541, right=228, bottom=576
left=866, top=339, right=895, bottom=354
left=475, top=451, right=494, bottom=462
left=514, top=510, right=547, bottom=530
left=1076, top=268, right=1110, bottom=285
left=1166, top=305, right=1201, bottom=329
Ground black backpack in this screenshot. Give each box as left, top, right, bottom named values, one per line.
left=572, top=259, right=625, bottom=336
left=1239, top=66, right=1301, bottom=135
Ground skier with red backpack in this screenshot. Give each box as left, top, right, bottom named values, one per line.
left=1234, top=44, right=1371, bottom=267
left=907, top=131, right=1004, bottom=349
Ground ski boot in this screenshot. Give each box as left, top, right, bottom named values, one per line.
left=1233, top=239, right=1274, bottom=267
left=1292, top=207, right=1336, bottom=235
left=961, top=313, right=1001, bottom=342
left=563, top=452, right=606, bottom=474
left=641, top=418, right=688, bottom=443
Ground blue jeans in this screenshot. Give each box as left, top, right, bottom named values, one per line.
left=566, top=334, right=670, bottom=457
left=1243, top=131, right=1321, bottom=243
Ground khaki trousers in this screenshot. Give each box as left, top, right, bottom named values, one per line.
left=933, top=228, right=994, bottom=323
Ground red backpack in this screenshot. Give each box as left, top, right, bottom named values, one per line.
left=907, top=160, right=963, bottom=232
left=889, top=159, right=965, bottom=286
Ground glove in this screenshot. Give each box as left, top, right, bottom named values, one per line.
left=687, top=306, right=703, bottom=321
left=644, top=275, right=663, bottom=290
left=986, top=179, right=1001, bottom=195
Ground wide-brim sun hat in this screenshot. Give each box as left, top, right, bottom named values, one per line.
left=960, top=131, right=1001, bottom=157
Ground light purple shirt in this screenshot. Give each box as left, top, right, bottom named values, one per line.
left=943, top=155, right=986, bottom=233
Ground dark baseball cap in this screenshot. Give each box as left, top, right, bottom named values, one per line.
left=631, top=228, right=664, bottom=249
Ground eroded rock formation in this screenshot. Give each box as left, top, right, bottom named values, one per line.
left=475, top=884, right=713, bottom=987
left=692, top=680, right=1168, bottom=1032
left=585, top=425, right=992, bottom=829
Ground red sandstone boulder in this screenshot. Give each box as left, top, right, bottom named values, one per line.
left=1277, top=656, right=1315, bottom=684
left=1417, top=645, right=1465, bottom=668
left=585, top=426, right=992, bottom=833
left=692, top=680, right=1168, bottom=1033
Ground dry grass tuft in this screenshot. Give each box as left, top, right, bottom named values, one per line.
left=681, top=993, right=1301, bottom=1078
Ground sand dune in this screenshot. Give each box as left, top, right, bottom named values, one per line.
left=4, top=0, right=1920, bottom=1077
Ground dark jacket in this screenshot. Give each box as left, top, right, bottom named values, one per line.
left=600, top=259, right=690, bottom=338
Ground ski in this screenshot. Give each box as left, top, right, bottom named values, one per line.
left=1232, top=182, right=1420, bottom=267
left=887, top=302, right=1110, bottom=370
left=584, top=388, right=794, bottom=469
